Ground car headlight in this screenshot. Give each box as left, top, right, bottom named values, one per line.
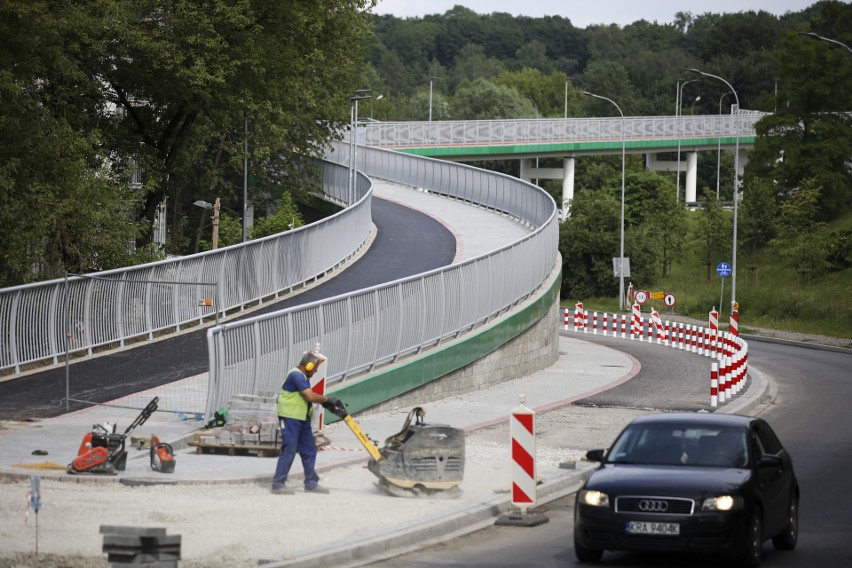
left=579, top=489, right=610, bottom=507
left=701, top=495, right=744, bottom=511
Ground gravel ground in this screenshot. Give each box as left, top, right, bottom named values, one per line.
left=0, top=405, right=649, bottom=568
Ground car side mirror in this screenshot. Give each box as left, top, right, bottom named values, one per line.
left=759, top=454, right=782, bottom=467
left=585, top=449, right=606, bottom=462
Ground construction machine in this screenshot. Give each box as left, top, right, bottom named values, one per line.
left=68, top=397, right=163, bottom=475
left=149, top=434, right=176, bottom=473
left=323, top=399, right=465, bottom=497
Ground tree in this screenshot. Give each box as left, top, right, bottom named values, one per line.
left=449, top=43, right=506, bottom=86
left=747, top=23, right=852, bottom=220
left=450, top=78, right=536, bottom=120
left=0, top=0, right=376, bottom=283
left=624, top=171, right=686, bottom=277
left=739, top=177, right=778, bottom=265
left=251, top=194, right=305, bottom=240
left=559, top=186, right=655, bottom=301
left=696, top=188, right=733, bottom=282
left=768, top=178, right=830, bottom=283
left=494, top=69, right=581, bottom=118
left=560, top=189, right=621, bottom=300
left=579, top=60, right=636, bottom=115
left=0, top=1, right=146, bottom=284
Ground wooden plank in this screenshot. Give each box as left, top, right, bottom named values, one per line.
left=187, top=441, right=280, bottom=457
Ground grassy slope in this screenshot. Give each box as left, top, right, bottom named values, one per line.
left=562, top=209, right=852, bottom=339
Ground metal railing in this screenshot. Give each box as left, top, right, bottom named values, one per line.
left=362, top=113, right=766, bottom=149
left=0, top=159, right=372, bottom=375
left=204, top=141, right=558, bottom=415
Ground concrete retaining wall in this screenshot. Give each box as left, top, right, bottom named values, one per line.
left=363, top=293, right=560, bottom=414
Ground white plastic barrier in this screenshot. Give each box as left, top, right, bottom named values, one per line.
left=564, top=304, right=748, bottom=410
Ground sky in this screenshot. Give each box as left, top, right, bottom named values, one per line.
left=371, top=0, right=818, bottom=28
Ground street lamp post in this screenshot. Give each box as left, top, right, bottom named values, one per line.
left=194, top=198, right=221, bottom=250
left=349, top=90, right=371, bottom=205
left=797, top=31, right=852, bottom=54
left=582, top=90, right=627, bottom=311
left=688, top=69, right=740, bottom=314
left=690, top=95, right=702, bottom=114
left=716, top=91, right=733, bottom=200
left=429, top=77, right=439, bottom=121
left=243, top=112, right=248, bottom=243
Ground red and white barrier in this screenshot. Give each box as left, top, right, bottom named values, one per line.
left=651, top=309, right=667, bottom=344
left=631, top=303, right=641, bottom=340
left=566, top=302, right=748, bottom=411
left=310, top=346, right=328, bottom=433
left=510, top=395, right=537, bottom=513
left=730, top=309, right=739, bottom=338
left=709, top=308, right=719, bottom=358
left=710, top=362, right=718, bottom=408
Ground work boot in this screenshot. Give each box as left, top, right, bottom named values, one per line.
left=305, top=485, right=330, bottom=494
left=271, top=486, right=294, bottom=495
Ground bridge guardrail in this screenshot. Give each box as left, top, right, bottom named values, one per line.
left=204, top=141, right=558, bottom=416
left=0, top=159, right=372, bottom=377
left=363, top=113, right=766, bottom=149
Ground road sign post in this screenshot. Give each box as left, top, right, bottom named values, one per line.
left=716, top=263, right=731, bottom=314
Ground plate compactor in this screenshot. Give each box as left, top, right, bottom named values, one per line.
left=323, top=399, right=465, bottom=497
left=67, top=397, right=175, bottom=475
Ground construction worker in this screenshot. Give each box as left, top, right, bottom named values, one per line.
left=271, top=351, right=338, bottom=495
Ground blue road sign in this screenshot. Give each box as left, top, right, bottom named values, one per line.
left=717, top=262, right=732, bottom=277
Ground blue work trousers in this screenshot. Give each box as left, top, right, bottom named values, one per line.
left=272, top=416, right=319, bottom=490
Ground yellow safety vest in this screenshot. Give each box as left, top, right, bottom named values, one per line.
left=276, top=368, right=310, bottom=420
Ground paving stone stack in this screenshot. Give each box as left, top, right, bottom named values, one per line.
left=100, top=525, right=181, bottom=567
left=203, top=393, right=280, bottom=447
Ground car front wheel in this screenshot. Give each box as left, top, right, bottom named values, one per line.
left=772, top=492, right=799, bottom=551
left=574, top=535, right=603, bottom=563
left=738, top=509, right=763, bottom=567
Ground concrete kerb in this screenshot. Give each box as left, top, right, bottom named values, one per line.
left=740, top=333, right=852, bottom=355
left=716, top=365, right=775, bottom=416
left=258, top=465, right=596, bottom=568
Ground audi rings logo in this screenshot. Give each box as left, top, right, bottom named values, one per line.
left=638, top=499, right=669, bottom=512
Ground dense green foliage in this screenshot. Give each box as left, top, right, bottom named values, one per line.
left=1, top=0, right=375, bottom=285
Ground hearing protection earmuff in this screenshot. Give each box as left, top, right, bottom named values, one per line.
left=305, top=361, right=315, bottom=372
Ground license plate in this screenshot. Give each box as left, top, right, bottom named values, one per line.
left=626, top=521, right=680, bottom=536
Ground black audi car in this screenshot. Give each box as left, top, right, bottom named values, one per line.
left=574, top=413, right=798, bottom=566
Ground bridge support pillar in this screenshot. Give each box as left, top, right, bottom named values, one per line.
left=519, top=158, right=532, bottom=183
left=737, top=147, right=748, bottom=179
left=685, top=151, right=698, bottom=204
left=562, top=157, right=575, bottom=219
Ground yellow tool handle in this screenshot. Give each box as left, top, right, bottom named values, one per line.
left=343, top=415, right=382, bottom=461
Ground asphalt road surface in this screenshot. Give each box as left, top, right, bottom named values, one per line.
left=0, top=198, right=455, bottom=420
left=372, top=338, right=852, bottom=567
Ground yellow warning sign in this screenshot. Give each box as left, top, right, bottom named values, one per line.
left=651, top=291, right=665, bottom=300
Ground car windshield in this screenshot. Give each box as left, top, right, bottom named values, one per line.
left=606, top=423, right=749, bottom=468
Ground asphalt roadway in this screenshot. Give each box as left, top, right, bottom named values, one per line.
left=0, top=194, right=456, bottom=420
left=0, top=181, right=770, bottom=567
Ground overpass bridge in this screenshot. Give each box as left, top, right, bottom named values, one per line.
left=362, top=111, right=765, bottom=209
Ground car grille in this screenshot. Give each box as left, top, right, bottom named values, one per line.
left=615, top=496, right=695, bottom=515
